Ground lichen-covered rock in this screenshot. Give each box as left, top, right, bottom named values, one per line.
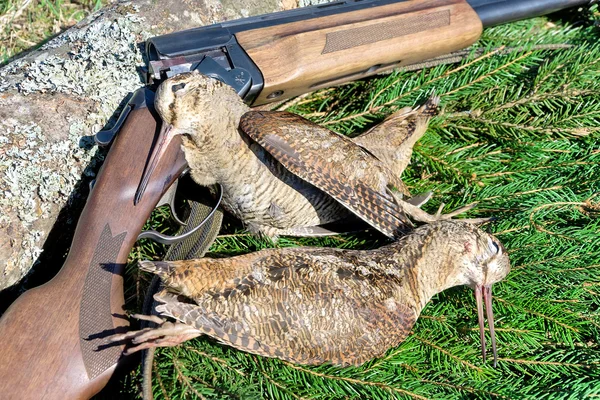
left=0, top=0, right=300, bottom=291
left=299, top=0, right=331, bottom=6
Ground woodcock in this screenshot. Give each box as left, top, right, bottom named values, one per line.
left=110, top=221, right=510, bottom=366
left=135, top=71, right=477, bottom=239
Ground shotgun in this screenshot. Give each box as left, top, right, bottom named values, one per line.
left=0, top=0, right=593, bottom=398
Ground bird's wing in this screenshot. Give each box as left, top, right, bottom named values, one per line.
left=240, top=111, right=410, bottom=238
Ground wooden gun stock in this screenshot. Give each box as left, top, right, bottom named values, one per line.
left=0, top=90, right=187, bottom=400
left=237, top=0, right=482, bottom=105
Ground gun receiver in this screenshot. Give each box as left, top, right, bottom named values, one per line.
left=0, top=89, right=187, bottom=399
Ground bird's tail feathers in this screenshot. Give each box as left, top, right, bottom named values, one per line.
left=418, top=93, right=440, bottom=118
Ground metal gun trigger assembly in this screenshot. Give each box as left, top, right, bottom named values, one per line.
left=137, top=183, right=223, bottom=245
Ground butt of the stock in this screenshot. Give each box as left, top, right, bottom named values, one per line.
left=238, top=0, right=482, bottom=105
left=0, top=90, right=187, bottom=399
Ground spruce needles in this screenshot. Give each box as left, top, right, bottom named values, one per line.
left=129, top=6, right=600, bottom=400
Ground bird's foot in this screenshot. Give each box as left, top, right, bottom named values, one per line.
left=401, top=200, right=491, bottom=225
left=107, top=314, right=202, bottom=354
left=435, top=202, right=476, bottom=219
left=405, top=191, right=433, bottom=208
left=434, top=202, right=492, bottom=225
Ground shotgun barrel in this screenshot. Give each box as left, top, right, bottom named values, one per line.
left=468, top=0, right=594, bottom=27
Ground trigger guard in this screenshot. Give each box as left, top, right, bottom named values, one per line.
left=155, top=170, right=190, bottom=226
left=137, top=183, right=223, bottom=245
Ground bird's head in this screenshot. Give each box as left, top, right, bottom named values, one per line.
left=155, top=70, right=244, bottom=136
left=459, top=227, right=510, bottom=367
left=134, top=71, right=246, bottom=203
left=463, top=230, right=510, bottom=289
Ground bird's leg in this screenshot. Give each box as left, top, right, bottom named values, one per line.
left=266, top=217, right=369, bottom=237
left=397, top=199, right=492, bottom=225
left=435, top=202, right=446, bottom=218
left=406, top=191, right=433, bottom=208
left=270, top=225, right=347, bottom=237
left=106, top=314, right=202, bottom=354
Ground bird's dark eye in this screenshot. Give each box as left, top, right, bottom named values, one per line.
left=487, top=237, right=501, bottom=254
left=172, top=83, right=186, bottom=93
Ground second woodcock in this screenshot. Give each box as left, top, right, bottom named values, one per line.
left=135, top=71, right=476, bottom=239
left=111, top=221, right=510, bottom=367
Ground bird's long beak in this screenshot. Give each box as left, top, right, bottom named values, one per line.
left=134, top=122, right=175, bottom=205
left=475, top=284, right=498, bottom=367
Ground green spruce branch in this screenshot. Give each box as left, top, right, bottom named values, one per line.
left=113, top=6, right=600, bottom=399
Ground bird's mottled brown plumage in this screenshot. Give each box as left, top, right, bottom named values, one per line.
left=111, top=221, right=510, bottom=366
left=240, top=111, right=412, bottom=237
left=144, top=71, right=473, bottom=239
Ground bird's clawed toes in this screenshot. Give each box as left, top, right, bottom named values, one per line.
left=433, top=202, right=493, bottom=225
left=405, top=201, right=483, bottom=224
left=459, top=216, right=494, bottom=225
left=107, top=314, right=202, bottom=354
left=129, top=313, right=165, bottom=325
left=437, top=202, right=477, bottom=219
left=405, top=191, right=433, bottom=208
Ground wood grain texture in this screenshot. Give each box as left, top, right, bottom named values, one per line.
left=0, top=104, right=187, bottom=399
left=237, top=0, right=482, bottom=105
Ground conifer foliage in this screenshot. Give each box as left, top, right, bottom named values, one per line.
left=125, top=7, right=600, bottom=399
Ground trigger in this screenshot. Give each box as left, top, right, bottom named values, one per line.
left=156, top=178, right=187, bottom=226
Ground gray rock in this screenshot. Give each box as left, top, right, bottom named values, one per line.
left=0, top=0, right=299, bottom=290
